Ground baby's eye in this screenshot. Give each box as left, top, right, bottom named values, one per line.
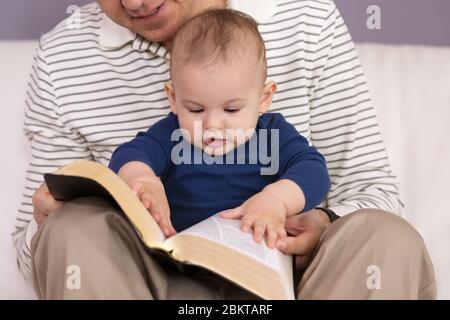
left=225, top=108, right=240, bottom=113
left=189, top=109, right=204, bottom=113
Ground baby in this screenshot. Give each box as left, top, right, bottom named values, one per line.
left=109, top=8, right=331, bottom=249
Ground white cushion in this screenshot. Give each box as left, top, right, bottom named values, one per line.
left=356, top=43, right=450, bottom=299
left=0, top=40, right=36, bottom=299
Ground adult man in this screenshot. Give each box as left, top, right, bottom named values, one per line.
left=13, top=0, right=436, bottom=299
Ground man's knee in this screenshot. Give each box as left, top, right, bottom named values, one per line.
left=338, top=209, right=424, bottom=246
left=301, top=208, right=436, bottom=299
left=318, top=208, right=429, bottom=260
left=36, top=197, right=121, bottom=246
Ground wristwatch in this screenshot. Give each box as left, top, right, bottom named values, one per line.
left=315, top=207, right=340, bottom=223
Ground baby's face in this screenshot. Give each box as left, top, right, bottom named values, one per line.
left=167, top=56, right=275, bottom=156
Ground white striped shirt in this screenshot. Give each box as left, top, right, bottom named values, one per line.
left=13, top=0, right=403, bottom=282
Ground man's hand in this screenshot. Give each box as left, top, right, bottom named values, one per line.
left=219, top=191, right=287, bottom=248
left=32, top=183, right=64, bottom=226
left=276, top=208, right=331, bottom=266
left=131, top=179, right=177, bottom=237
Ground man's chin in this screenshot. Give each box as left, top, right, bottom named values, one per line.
left=133, top=26, right=173, bottom=43
left=128, top=16, right=177, bottom=44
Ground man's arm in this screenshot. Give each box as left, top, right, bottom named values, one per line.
left=308, top=2, right=403, bottom=216
left=12, top=40, right=92, bottom=283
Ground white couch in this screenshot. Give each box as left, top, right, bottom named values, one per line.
left=0, top=41, right=449, bottom=299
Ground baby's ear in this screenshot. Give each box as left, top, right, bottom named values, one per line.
left=164, top=82, right=177, bottom=114
left=259, top=81, right=277, bottom=114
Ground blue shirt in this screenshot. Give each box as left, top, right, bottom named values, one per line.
left=110, top=112, right=330, bottom=232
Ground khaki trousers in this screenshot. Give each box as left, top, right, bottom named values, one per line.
left=31, top=197, right=436, bottom=299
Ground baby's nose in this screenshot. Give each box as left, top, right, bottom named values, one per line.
left=204, top=115, right=225, bottom=130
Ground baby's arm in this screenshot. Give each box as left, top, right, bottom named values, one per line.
left=118, top=161, right=176, bottom=236
left=109, top=114, right=179, bottom=236
left=262, top=179, right=306, bottom=217
left=221, top=113, right=330, bottom=248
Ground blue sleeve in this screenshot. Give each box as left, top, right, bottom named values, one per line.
left=265, top=113, right=331, bottom=212
left=109, top=113, right=179, bottom=178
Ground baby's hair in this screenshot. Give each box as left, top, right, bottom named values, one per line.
left=170, top=8, right=267, bottom=81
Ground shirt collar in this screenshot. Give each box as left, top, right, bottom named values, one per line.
left=98, top=13, right=135, bottom=49
left=98, top=0, right=278, bottom=51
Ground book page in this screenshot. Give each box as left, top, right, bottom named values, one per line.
left=178, top=214, right=289, bottom=270
left=165, top=213, right=295, bottom=299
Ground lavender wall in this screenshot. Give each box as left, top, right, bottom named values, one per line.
left=0, top=0, right=449, bottom=46
left=334, top=0, right=450, bottom=46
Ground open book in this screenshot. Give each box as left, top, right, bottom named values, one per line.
left=44, top=160, right=295, bottom=300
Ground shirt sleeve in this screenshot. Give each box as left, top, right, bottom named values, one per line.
left=109, top=114, right=177, bottom=178
left=308, top=2, right=403, bottom=216
left=271, top=114, right=331, bottom=212
left=13, top=40, right=93, bottom=283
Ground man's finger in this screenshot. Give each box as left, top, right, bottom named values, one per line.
left=35, top=211, right=44, bottom=226
left=38, top=197, right=64, bottom=224
left=285, top=227, right=301, bottom=236
left=285, top=214, right=303, bottom=229
left=46, top=198, right=64, bottom=213
left=276, top=231, right=319, bottom=255
left=278, top=226, right=287, bottom=238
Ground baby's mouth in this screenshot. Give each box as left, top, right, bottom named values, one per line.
left=203, top=137, right=228, bottom=148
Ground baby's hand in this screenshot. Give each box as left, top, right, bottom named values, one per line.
left=220, top=192, right=287, bottom=248
left=131, top=179, right=177, bottom=237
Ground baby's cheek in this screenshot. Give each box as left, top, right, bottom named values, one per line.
left=178, top=126, right=197, bottom=144
left=187, top=121, right=204, bottom=144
